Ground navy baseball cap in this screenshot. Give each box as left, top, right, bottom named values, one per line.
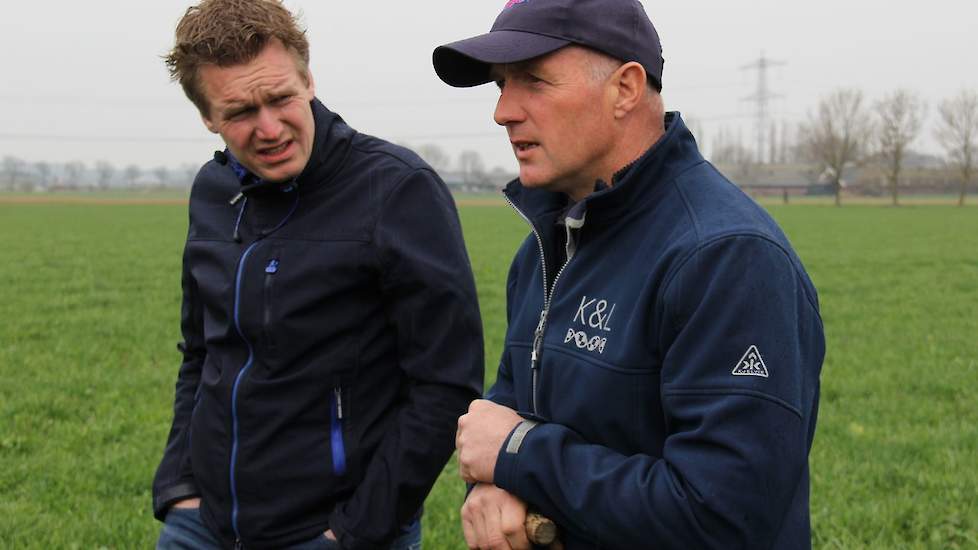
left=433, top=0, right=663, bottom=90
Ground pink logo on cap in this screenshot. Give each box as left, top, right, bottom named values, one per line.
left=504, top=0, right=528, bottom=8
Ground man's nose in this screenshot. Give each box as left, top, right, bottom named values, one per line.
left=254, top=107, right=284, bottom=139
left=493, top=87, right=524, bottom=127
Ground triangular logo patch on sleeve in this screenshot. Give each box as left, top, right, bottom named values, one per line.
left=732, top=345, right=769, bottom=377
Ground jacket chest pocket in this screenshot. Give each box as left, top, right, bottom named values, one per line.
left=261, top=255, right=280, bottom=354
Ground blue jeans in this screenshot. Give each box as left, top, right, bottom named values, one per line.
left=157, top=507, right=422, bottom=550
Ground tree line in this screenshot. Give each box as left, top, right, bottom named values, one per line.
left=0, top=158, right=200, bottom=193
left=3, top=89, right=976, bottom=205
left=0, top=148, right=507, bottom=194
left=802, top=88, right=977, bottom=206
left=712, top=89, right=977, bottom=207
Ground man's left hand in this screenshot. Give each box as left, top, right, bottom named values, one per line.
left=457, top=399, right=522, bottom=483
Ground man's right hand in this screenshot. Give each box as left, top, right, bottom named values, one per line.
left=461, top=483, right=530, bottom=550
left=172, top=498, right=201, bottom=509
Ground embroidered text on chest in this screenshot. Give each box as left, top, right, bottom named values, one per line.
left=564, top=295, right=616, bottom=354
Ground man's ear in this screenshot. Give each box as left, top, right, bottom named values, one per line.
left=611, top=62, right=647, bottom=119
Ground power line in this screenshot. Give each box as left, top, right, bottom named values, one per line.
left=0, top=81, right=753, bottom=110
left=0, top=94, right=499, bottom=109
left=0, top=130, right=506, bottom=144
left=0, top=133, right=217, bottom=144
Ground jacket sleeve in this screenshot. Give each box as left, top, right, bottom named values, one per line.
left=492, top=235, right=825, bottom=549
left=152, top=243, right=205, bottom=520
left=328, top=168, right=484, bottom=550
left=485, top=252, right=523, bottom=409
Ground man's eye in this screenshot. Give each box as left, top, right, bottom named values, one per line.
left=228, top=108, right=253, bottom=120
left=274, top=95, right=292, bottom=104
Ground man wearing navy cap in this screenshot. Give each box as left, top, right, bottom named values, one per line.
left=434, top=1, right=825, bottom=548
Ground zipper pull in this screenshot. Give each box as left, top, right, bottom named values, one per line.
left=334, top=387, right=344, bottom=420
left=531, top=310, right=547, bottom=369
left=234, top=538, right=243, bottom=550
left=265, top=259, right=279, bottom=274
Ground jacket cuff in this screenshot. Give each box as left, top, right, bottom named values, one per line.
left=493, top=419, right=539, bottom=489
left=328, top=509, right=381, bottom=550
left=153, top=482, right=199, bottom=521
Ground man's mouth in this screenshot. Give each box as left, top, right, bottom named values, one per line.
left=258, top=140, right=292, bottom=160
left=512, top=140, right=539, bottom=152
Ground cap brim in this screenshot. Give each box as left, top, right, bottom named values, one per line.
left=433, top=30, right=571, bottom=87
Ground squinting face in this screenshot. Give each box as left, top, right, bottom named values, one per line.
left=199, top=40, right=316, bottom=183
left=492, top=46, right=617, bottom=200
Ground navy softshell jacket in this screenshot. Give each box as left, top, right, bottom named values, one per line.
left=490, top=113, right=825, bottom=549
left=153, top=100, right=483, bottom=550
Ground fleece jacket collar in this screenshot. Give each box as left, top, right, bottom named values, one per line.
left=295, top=98, right=354, bottom=192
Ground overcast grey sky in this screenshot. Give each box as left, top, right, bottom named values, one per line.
left=1, top=0, right=975, bottom=173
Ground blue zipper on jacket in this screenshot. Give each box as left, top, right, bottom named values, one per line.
left=230, top=241, right=260, bottom=541
left=224, top=184, right=299, bottom=545
left=330, top=387, right=347, bottom=476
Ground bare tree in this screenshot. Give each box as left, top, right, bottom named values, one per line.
left=124, top=164, right=142, bottom=187
left=95, top=160, right=116, bottom=189
left=34, top=161, right=52, bottom=190
left=711, top=126, right=751, bottom=165
left=64, top=161, right=86, bottom=189
left=416, top=144, right=451, bottom=174
left=799, top=89, right=873, bottom=206
left=2, top=156, right=26, bottom=191
left=712, top=141, right=753, bottom=167
left=153, top=166, right=171, bottom=187
left=935, top=90, right=978, bottom=206
left=458, top=150, right=486, bottom=185
left=179, top=163, right=198, bottom=188
left=874, top=90, right=926, bottom=206
left=779, top=121, right=791, bottom=164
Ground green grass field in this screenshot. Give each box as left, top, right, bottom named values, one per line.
left=1, top=200, right=976, bottom=548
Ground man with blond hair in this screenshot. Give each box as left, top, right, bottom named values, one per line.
left=434, top=1, right=825, bottom=548
left=152, top=1, right=483, bottom=548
